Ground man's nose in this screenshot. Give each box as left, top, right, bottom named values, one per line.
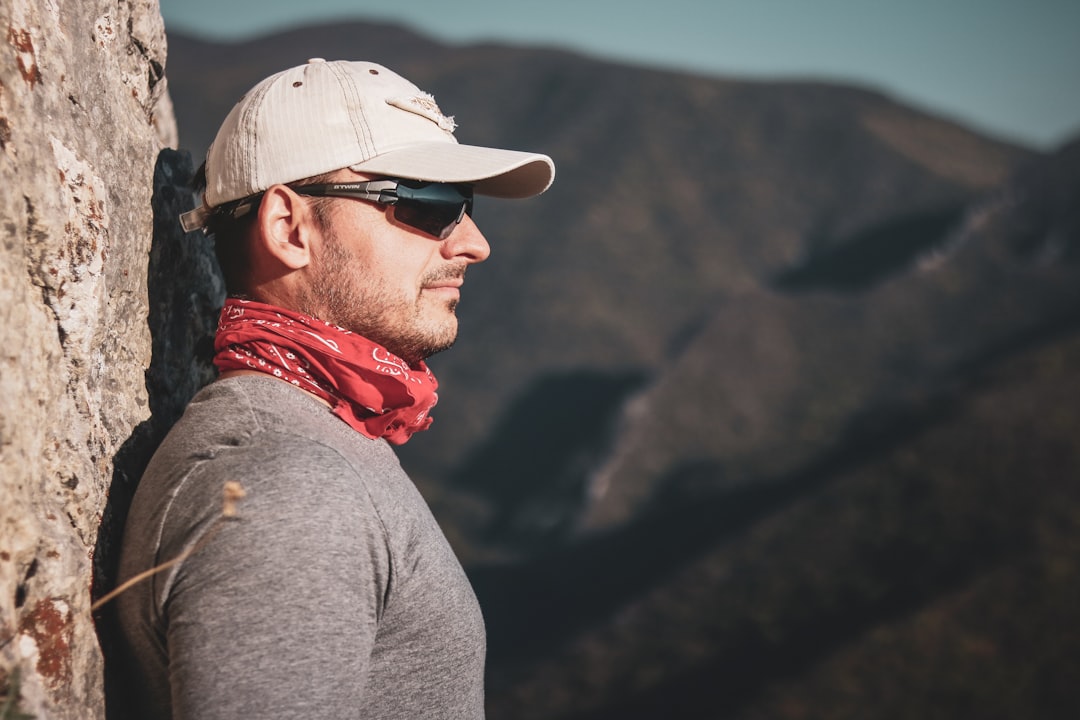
left=441, top=214, right=491, bottom=264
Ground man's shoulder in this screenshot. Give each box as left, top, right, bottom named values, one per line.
left=171, top=375, right=380, bottom=452
left=170, top=375, right=399, bottom=464
left=132, top=376, right=414, bottom=550
left=180, top=373, right=327, bottom=434
left=144, top=375, right=406, bottom=503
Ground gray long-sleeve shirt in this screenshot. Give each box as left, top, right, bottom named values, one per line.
left=115, top=374, right=485, bottom=719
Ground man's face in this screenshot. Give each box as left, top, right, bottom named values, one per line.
left=298, top=171, right=491, bottom=366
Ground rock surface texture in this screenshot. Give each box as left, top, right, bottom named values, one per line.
left=0, top=1, right=175, bottom=717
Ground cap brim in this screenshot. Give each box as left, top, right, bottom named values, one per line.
left=350, top=143, right=555, bottom=199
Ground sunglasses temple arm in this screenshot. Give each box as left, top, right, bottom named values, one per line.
left=292, top=182, right=398, bottom=205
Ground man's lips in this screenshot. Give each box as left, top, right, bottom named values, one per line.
left=421, top=265, right=466, bottom=298
left=423, top=278, right=463, bottom=290
left=422, top=278, right=463, bottom=300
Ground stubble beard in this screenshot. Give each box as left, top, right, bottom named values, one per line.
left=301, top=229, right=462, bottom=367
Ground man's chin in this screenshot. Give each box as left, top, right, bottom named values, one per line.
left=420, top=337, right=456, bottom=362
left=389, top=321, right=459, bottom=366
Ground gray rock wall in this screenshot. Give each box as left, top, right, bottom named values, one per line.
left=0, top=0, right=175, bottom=717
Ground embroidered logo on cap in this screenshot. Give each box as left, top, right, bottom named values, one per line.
left=386, top=92, right=457, bottom=133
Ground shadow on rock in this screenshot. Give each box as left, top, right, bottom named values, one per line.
left=91, top=148, right=223, bottom=720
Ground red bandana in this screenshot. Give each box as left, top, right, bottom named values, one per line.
left=213, top=299, right=439, bottom=444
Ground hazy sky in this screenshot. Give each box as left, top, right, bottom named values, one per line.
left=159, top=0, right=1080, bottom=150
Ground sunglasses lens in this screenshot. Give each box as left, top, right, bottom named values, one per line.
left=392, top=181, right=473, bottom=239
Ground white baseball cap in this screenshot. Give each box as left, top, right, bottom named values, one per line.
left=180, top=58, right=555, bottom=232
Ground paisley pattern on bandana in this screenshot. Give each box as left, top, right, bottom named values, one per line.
left=213, top=299, right=438, bottom=445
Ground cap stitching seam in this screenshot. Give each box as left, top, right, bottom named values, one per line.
left=241, top=79, right=274, bottom=194
left=327, top=61, right=373, bottom=159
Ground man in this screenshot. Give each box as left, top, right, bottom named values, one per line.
left=115, top=58, right=554, bottom=719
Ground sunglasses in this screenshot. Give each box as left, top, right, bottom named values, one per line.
left=293, top=179, right=474, bottom=240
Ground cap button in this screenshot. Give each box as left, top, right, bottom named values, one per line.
left=307, top=58, right=326, bottom=64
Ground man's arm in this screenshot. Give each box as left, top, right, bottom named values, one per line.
left=161, top=452, right=390, bottom=720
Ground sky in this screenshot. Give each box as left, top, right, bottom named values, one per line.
left=159, top=0, right=1080, bottom=150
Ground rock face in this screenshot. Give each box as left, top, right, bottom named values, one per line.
left=0, top=1, right=175, bottom=717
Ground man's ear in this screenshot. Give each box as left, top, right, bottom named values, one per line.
left=253, top=184, right=318, bottom=270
